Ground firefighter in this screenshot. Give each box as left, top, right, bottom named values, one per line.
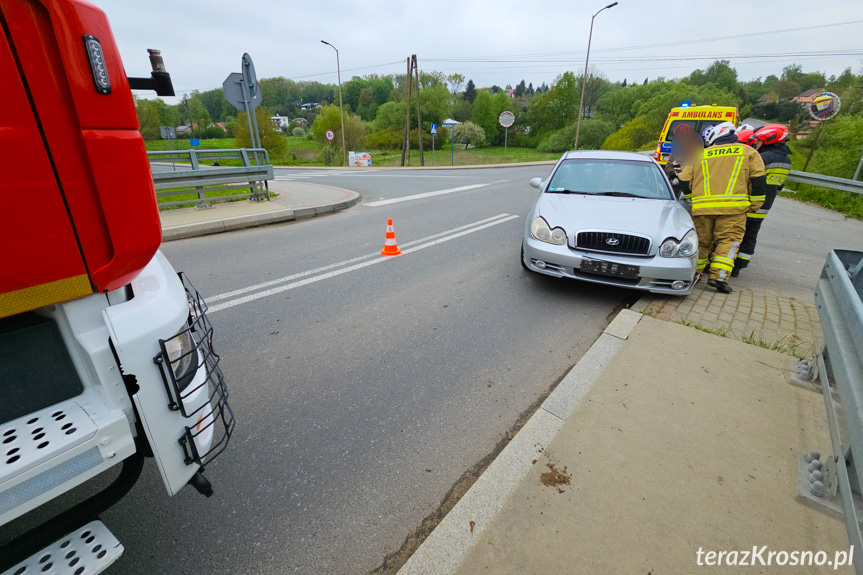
left=732, top=123, right=792, bottom=276
left=678, top=122, right=767, bottom=293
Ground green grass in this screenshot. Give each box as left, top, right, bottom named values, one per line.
left=144, top=137, right=560, bottom=168
left=781, top=140, right=863, bottom=221
left=678, top=321, right=729, bottom=338
left=740, top=331, right=799, bottom=356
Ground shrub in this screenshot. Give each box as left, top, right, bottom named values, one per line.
left=291, top=127, right=305, bottom=138
left=312, top=104, right=368, bottom=151
left=601, top=116, right=656, bottom=151
left=537, top=119, right=616, bottom=152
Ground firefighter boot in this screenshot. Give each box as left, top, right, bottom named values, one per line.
left=708, top=278, right=733, bottom=293
left=708, top=213, right=746, bottom=288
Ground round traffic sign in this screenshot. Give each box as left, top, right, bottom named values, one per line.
left=499, top=111, right=515, bottom=128
left=325, top=129, right=335, bottom=142
left=809, top=92, right=840, bottom=121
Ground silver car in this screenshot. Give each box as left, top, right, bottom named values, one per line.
left=521, top=150, right=697, bottom=295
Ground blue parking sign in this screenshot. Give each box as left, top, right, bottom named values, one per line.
left=430, top=124, right=437, bottom=135
left=190, top=138, right=201, bottom=147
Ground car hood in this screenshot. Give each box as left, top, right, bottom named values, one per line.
left=537, top=193, right=693, bottom=249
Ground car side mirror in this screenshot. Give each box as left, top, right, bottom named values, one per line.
left=529, top=177, right=542, bottom=189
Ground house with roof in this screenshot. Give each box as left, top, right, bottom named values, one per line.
left=793, top=88, right=823, bottom=105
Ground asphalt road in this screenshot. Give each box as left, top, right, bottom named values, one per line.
left=102, top=166, right=637, bottom=574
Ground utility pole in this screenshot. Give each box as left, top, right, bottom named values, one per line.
left=413, top=55, right=424, bottom=166
left=321, top=40, right=347, bottom=166
left=401, top=57, right=412, bottom=166
left=574, top=2, right=618, bottom=150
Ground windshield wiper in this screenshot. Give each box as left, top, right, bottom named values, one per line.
left=545, top=189, right=584, bottom=194
left=594, top=191, right=642, bottom=198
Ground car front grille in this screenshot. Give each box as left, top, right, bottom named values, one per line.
left=575, top=231, right=651, bottom=256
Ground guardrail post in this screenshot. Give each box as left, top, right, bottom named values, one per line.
left=187, top=150, right=211, bottom=208
left=240, top=149, right=250, bottom=167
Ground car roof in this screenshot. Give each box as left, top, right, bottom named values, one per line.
left=561, top=150, right=654, bottom=163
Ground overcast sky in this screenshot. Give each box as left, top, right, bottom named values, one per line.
left=94, top=0, right=863, bottom=103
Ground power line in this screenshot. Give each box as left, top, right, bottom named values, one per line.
left=426, top=19, right=863, bottom=62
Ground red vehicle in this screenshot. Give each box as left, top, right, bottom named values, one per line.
left=1, top=1, right=233, bottom=572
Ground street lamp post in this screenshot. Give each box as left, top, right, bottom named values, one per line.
left=574, top=2, right=618, bottom=150
left=321, top=40, right=347, bottom=166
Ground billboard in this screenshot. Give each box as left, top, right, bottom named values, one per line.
left=349, top=151, right=372, bottom=167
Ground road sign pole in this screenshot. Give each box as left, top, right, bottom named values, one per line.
left=451, top=125, right=454, bottom=166
left=432, top=134, right=435, bottom=166
left=505, top=126, right=508, bottom=161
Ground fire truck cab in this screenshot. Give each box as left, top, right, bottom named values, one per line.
left=0, top=1, right=233, bottom=572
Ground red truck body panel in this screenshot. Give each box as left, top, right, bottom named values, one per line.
left=0, top=0, right=161, bottom=318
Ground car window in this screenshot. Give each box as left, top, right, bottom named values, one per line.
left=546, top=159, right=672, bottom=200
left=664, top=119, right=723, bottom=143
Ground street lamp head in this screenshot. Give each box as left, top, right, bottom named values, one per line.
left=606, top=2, right=618, bottom=7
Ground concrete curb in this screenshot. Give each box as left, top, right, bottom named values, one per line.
left=160, top=195, right=362, bottom=242
left=396, top=309, right=644, bottom=575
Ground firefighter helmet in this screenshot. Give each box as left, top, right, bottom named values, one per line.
left=737, top=128, right=757, bottom=146
left=754, top=123, right=789, bottom=146
left=703, top=122, right=736, bottom=146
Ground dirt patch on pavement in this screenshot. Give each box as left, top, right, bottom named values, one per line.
left=539, top=463, right=571, bottom=488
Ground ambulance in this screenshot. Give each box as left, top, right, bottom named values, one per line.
left=652, top=104, right=739, bottom=165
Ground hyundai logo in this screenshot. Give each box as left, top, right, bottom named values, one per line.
left=606, top=238, right=620, bottom=246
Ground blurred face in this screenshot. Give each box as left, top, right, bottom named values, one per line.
left=671, top=131, right=703, bottom=165
left=753, top=139, right=764, bottom=150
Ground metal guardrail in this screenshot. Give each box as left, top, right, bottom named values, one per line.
left=147, top=148, right=274, bottom=208
left=810, top=249, right=863, bottom=572
left=787, top=170, right=863, bottom=195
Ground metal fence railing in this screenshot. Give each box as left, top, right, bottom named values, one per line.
left=148, top=148, right=274, bottom=209
left=787, top=170, right=863, bottom=195
left=804, top=250, right=863, bottom=573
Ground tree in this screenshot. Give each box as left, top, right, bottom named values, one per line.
left=187, top=95, right=211, bottom=135
left=688, top=60, right=738, bottom=93
left=232, top=107, right=286, bottom=156
left=491, top=85, right=501, bottom=94
left=527, top=82, right=534, bottom=95
left=134, top=98, right=161, bottom=140
left=373, top=101, right=406, bottom=131
left=419, top=84, right=453, bottom=125
left=471, top=91, right=497, bottom=145
left=514, top=80, right=526, bottom=98
left=312, top=104, right=368, bottom=152
left=577, top=68, right=613, bottom=119
left=537, top=119, right=615, bottom=152
left=454, top=121, right=485, bottom=149
left=447, top=73, right=465, bottom=95
left=464, top=79, right=477, bottom=103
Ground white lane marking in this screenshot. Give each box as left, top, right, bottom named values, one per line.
left=207, top=214, right=512, bottom=302
left=209, top=214, right=519, bottom=313
left=364, top=184, right=490, bottom=207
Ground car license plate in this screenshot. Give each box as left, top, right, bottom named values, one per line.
left=580, top=259, right=640, bottom=279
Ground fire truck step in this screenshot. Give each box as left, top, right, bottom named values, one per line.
left=1, top=520, right=123, bottom=575
left=1, top=402, right=97, bottom=486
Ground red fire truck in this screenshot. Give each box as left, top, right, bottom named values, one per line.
left=0, top=1, right=234, bottom=572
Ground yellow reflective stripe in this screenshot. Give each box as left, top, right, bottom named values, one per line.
left=749, top=195, right=766, bottom=202
left=692, top=194, right=749, bottom=201
left=701, top=159, right=711, bottom=195
left=692, top=201, right=750, bottom=210
left=725, top=156, right=744, bottom=195
left=747, top=213, right=767, bottom=219
left=766, top=174, right=787, bottom=186
left=737, top=254, right=751, bottom=261
left=765, top=167, right=790, bottom=174
left=711, top=256, right=735, bottom=272
left=0, top=274, right=92, bottom=319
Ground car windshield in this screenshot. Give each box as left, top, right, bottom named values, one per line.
left=546, top=159, right=672, bottom=200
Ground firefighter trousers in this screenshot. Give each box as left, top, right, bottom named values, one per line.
left=736, top=186, right=777, bottom=270
left=693, top=213, right=747, bottom=282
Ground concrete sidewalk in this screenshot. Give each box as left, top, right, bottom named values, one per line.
left=400, top=311, right=850, bottom=574
left=159, top=180, right=360, bottom=241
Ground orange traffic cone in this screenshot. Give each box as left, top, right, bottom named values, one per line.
left=380, top=218, right=402, bottom=256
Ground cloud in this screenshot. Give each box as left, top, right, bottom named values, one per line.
left=94, top=0, right=863, bottom=103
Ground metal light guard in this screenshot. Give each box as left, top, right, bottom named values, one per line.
left=155, top=273, right=235, bottom=469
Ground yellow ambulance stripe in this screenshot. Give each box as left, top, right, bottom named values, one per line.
left=0, top=274, right=93, bottom=319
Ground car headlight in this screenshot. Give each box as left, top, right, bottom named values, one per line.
left=531, top=217, right=567, bottom=246
left=164, top=328, right=197, bottom=391
left=677, top=228, right=698, bottom=257
left=659, top=228, right=698, bottom=258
